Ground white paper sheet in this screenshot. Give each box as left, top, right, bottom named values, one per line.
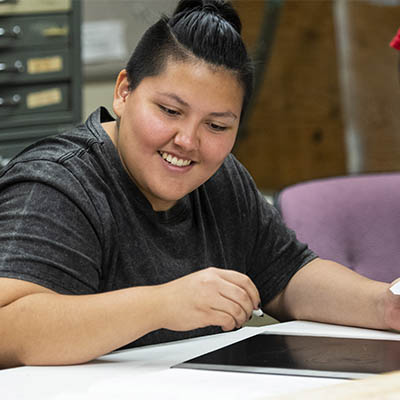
left=87, top=368, right=344, bottom=400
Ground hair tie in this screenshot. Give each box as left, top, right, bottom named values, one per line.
left=390, top=27, right=400, bottom=50
left=203, top=3, right=219, bottom=13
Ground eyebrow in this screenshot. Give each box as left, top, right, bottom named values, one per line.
left=157, top=92, right=238, bottom=120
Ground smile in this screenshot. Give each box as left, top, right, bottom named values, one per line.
left=159, top=151, right=192, bottom=167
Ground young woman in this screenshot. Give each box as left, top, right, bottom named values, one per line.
left=0, top=0, right=399, bottom=369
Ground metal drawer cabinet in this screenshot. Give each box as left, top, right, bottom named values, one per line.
left=0, top=0, right=81, bottom=168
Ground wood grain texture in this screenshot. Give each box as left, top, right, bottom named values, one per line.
left=342, top=1, right=400, bottom=173
left=233, top=0, right=347, bottom=190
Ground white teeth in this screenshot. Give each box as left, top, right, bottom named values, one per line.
left=160, top=151, right=192, bottom=167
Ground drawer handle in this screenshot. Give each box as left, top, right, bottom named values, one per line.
left=0, top=0, right=18, bottom=4
left=0, top=60, right=24, bottom=73
left=0, top=25, right=22, bottom=39
left=0, top=94, right=21, bottom=107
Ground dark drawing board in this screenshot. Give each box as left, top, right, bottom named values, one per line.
left=173, top=333, right=400, bottom=379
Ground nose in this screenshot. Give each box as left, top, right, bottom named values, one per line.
left=173, top=121, right=200, bottom=152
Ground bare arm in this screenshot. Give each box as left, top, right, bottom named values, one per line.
left=0, top=267, right=260, bottom=369
left=265, top=258, right=400, bottom=331
left=0, top=279, right=164, bottom=368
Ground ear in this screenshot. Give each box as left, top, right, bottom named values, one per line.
left=113, top=69, right=130, bottom=118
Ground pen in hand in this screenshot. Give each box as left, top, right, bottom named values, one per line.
left=390, top=281, right=400, bottom=295
left=252, top=308, right=264, bottom=318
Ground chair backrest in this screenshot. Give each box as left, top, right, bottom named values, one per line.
left=275, top=173, right=400, bottom=283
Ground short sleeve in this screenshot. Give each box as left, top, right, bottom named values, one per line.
left=215, top=156, right=317, bottom=307
left=248, top=189, right=317, bottom=307
left=0, top=181, right=103, bottom=294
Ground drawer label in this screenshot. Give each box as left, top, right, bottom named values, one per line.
left=27, top=56, right=63, bottom=74
left=42, top=26, right=69, bottom=37
left=0, top=0, right=71, bottom=15
left=27, top=88, right=62, bottom=109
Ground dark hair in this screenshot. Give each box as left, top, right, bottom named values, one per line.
left=125, top=0, right=254, bottom=119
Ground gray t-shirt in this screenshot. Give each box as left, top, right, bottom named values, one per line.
left=0, top=107, right=316, bottom=347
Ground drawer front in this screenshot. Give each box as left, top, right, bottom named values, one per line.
left=0, top=83, right=69, bottom=117
left=0, top=14, right=69, bottom=49
left=0, top=48, right=69, bottom=83
left=0, top=0, right=71, bottom=16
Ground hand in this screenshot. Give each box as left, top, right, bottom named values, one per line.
left=157, top=267, right=261, bottom=332
left=383, top=278, right=400, bottom=331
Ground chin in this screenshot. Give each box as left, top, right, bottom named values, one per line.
left=156, top=185, right=194, bottom=201
left=159, top=193, right=187, bottom=203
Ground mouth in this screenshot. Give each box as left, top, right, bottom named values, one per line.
left=158, top=151, right=193, bottom=167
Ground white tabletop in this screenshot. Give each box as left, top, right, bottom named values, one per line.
left=1, top=321, right=400, bottom=400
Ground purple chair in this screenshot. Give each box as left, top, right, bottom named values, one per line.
left=275, top=173, right=400, bottom=283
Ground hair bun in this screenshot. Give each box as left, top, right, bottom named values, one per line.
left=173, top=0, right=242, bottom=34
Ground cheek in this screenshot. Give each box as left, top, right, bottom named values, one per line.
left=203, top=134, right=236, bottom=165
left=143, top=117, right=174, bottom=146
left=121, top=108, right=173, bottom=149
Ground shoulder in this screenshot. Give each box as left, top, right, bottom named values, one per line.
left=1, top=133, right=85, bottom=191
left=0, top=113, right=120, bottom=229
left=6, top=108, right=108, bottom=167
left=0, top=108, right=113, bottom=187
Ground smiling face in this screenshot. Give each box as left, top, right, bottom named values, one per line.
left=106, top=59, right=244, bottom=211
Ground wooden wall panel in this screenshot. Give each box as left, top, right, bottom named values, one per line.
left=232, top=0, right=347, bottom=190
left=342, top=2, right=400, bottom=173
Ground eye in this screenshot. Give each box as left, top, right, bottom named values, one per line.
left=208, top=122, right=228, bottom=132
left=159, top=105, right=180, bottom=117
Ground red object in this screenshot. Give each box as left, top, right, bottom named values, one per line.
left=390, top=27, right=400, bottom=50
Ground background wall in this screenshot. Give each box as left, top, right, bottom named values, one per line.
left=81, top=0, right=176, bottom=120
left=233, top=0, right=400, bottom=191
left=233, top=0, right=347, bottom=191
left=82, top=0, right=400, bottom=192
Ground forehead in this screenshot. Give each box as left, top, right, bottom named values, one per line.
left=142, top=59, right=244, bottom=111
left=161, top=58, right=242, bottom=86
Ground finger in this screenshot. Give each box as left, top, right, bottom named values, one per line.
left=208, top=308, right=239, bottom=332
left=212, top=291, right=251, bottom=328
left=214, top=268, right=261, bottom=309
left=220, top=282, right=255, bottom=321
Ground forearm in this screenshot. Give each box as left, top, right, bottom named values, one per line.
left=0, top=285, right=164, bottom=368
left=0, top=267, right=262, bottom=369
left=266, top=258, right=390, bottom=330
